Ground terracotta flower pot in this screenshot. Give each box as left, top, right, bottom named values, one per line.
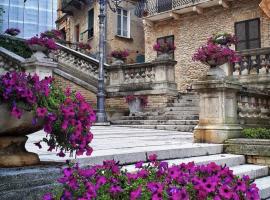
left=0, top=104, right=42, bottom=167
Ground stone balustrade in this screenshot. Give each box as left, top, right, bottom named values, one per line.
left=52, top=43, right=106, bottom=82
left=0, top=47, right=25, bottom=74
left=237, top=89, right=270, bottom=126
left=107, top=60, right=177, bottom=96
left=232, top=47, right=270, bottom=90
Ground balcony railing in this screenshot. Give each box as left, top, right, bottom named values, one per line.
left=61, top=0, right=92, bottom=14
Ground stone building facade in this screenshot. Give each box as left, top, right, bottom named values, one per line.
left=143, top=0, right=270, bottom=91
left=56, top=0, right=145, bottom=64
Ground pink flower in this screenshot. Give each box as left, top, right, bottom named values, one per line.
left=36, top=107, right=47, bottom=118
left=11, top=106, right=22, bottom=119
left=130, top=186, right=142, bottom=200
left=148, top=154, right=157, bottom=162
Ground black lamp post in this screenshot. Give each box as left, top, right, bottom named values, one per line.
left=96, top=0, right=122, bottom=124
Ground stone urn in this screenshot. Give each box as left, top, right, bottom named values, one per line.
left=128, top=97, right=144, bottom=116
left=112, top=57, right=124, bottom=65
left=0, top=104, right=42, bottom=167
left=155, top=53, right=170, bottom=61
left=205, top=60, right=227, bottom=78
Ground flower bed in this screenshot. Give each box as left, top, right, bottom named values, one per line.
left=43, top=155, right=260, bottom=200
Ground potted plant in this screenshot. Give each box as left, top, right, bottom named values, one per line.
left=5, top=28, right=21, bottom=36
left=0, top=71, right=96, bottom=167
left=40, top=29, right=63, bottom=41
left=125, top=95, right=148, bottom=116
left=111, top=49, right=129, bottom=65
left=26, top=36, right=58, bottom=53
left=192, top=33, right=240, bottom=77
left=153, top=41, right=176, bottom=61
left=78, top=42, right=92, bottom=54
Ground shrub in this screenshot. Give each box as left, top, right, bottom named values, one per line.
left=0, top=35, right=32, bottom=58
left=242, top=128, right=270, bottom=139
left=43, top=155, right=260, bottom=200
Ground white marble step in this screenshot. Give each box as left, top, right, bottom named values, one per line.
left=230, top=164, right=269, bottom=180
left=255, top=176, right=270, bottom=199
left=124, top=154, right=245, bottom=171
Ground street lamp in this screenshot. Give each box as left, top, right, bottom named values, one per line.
left=96, top=0, right=122, bottom=124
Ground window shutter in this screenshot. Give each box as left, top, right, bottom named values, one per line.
left=88, top=9, right=94, bottom=39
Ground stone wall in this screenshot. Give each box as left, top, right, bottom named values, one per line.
left=144, top=0, right=270, bottom=91
left=56, top=1, right=145, bottom=64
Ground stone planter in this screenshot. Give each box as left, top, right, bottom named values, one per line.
left=112, top=57, right=124, bottom=65
left=206, top=62, right=227, bottom=78
left=0, top=103, right=42, bottom=167
left=128, top=98, right=143, bottom=116
left=155, top=53, right=170, bottom=61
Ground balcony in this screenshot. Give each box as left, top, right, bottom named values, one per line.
left=138, top=0, right=233, bottom=22
left=61, top=0, right=92, bottom=14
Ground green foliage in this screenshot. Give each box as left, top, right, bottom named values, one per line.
left=242, top=128, right=270, bottom=139
left=0, top=35, right=32, bottom=58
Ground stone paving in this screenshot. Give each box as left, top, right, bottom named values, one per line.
left=26, top=126, right=194, bottom=163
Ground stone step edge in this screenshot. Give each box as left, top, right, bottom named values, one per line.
left=255, top=176, right=270, bottom=199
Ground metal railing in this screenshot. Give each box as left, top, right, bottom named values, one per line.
left=135, top=0, right=201, bottom=17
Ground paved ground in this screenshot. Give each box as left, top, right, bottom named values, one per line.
left=26, top=126, right=194, bottom=163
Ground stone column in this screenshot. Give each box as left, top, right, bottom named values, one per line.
left=193, top=78, right=243, bottom=143
left=22, top=51, right=57, bottom=80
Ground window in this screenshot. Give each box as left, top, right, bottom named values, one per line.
left=75, top=24, right=80, bottom=42
left=157, top=35, right=174, bottom=59
left=235, top=18, right=261, bottom=51
left=117, top=8, right=130, bottom=38
left=88, top=9, right=94, bottom=39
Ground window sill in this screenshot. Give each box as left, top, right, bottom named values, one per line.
left=115, top=35, right=133, bottom=41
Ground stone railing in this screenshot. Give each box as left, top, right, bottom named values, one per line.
left=0, top=47, right=25, bottom=74
left=237, top=88, right=270, bottom=126
left=106, top=60, right=178, bottom=96
left=232, top=47, right=270, bottom=90
left=52, top=43, right=108, bottom=83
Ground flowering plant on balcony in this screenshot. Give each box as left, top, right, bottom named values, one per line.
left=41, top=29, right=63, bottom=40
left=5, top=28, right=21, bottom=36
left=78, top=42, right=92, bottom=50
left=0, top=71, right=96, bottom=157
left=43, top=154, right=259, bottom=200
left=111, top=49, right=129, bottom=60
left=26, top=36, right=58, bottom=51
left=153, top=42, right=176, bottom=54
left=209, top=32, right=238, bottom=46
left=125, top=95, right=148, bottom=108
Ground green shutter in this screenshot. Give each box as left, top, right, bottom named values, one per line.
left=88, top=9, right=94, bottom=38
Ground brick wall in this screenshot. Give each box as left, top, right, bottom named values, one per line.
left=144, top=0, right=270, bottom=91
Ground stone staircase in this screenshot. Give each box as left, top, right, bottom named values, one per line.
left=112, top=93, right=199, bottom=132
left=1, top=137, right=270, bottom=199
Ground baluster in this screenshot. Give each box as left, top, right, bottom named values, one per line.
left=259, top=55, right=267, bottom=74
left=250, top=55, right=258, bottom=74
left=233, top=61, right=241, bottom=76
left=241, top=56, right=249, bottom=75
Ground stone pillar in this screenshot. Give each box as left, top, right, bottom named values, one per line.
left=193, top=78, right=243, bottom=143
left=22, top=51, right=57, bottom=80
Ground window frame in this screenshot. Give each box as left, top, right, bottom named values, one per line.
left=116, top=8, right=130, bottom=38
left=156, top=35, right=175, bottom=59
left=235, top=18, right=261, bottom=51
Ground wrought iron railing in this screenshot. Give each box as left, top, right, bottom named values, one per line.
left=135, top=0, right=201, bottom=17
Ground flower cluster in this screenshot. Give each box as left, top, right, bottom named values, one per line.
left=209, top=32, right=238, bottom=46
left=125, top=95, right=148, bottom=108
left=111, top=49, right=129, bottom=60
left=153, top=42, right=176, bottom=54
left=26, top=36, right=58, bottom=51
left=0, top=71, right=96, bottom=157
left=35, top=86, right=96, bottom=157
left=43, top=154, right=260, bottom=200
left=193, top=33, right=240, bottom=66
left=41, top=29, right=63, bottom=40
left=5, top=28, right=21, bottom=36
left=0, top=72, right=51, bottom=119
left=78, top=42, right=92, bottom=50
